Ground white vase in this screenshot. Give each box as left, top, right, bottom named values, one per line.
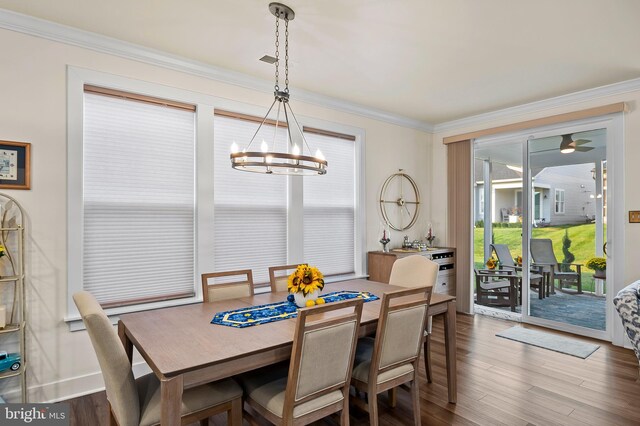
left=293, top=290, right=319, bottom=308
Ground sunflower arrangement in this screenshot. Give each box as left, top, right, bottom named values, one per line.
left=485, top=257, right=498, bottom=270
left=288, top=264, right=325, bottom=295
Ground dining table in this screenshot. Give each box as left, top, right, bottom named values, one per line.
left=118, top=278, right=457, bottom=425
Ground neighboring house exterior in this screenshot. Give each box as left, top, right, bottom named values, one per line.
left=474, top=162, right=599, bottom=226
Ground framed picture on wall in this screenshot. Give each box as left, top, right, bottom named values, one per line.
left=0, top=141, right=31, bottom=190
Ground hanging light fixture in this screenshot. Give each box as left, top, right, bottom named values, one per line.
left=230, top=2, right=327, bottom=175
left=559, top=134, right=576, bottom=154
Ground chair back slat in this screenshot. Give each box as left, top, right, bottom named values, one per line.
left=201, top=269, right=254, bottom=302
left=73, top=291, right=140, bottom=426
left=491, top=244, right=517, bottom=268
left=284, top=299, right=363, bottom=411
left=530, top=239, right=559, bottom=269
left=268, top=264, right=301, bottom=293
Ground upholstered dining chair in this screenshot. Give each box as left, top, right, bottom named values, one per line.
left=201, top=269, right=254, bottom=303
left=530, top=238, right=582, bottom=294
left=240, top=298, right=364, bottom=425
left=73, top=291, right=243, bottom=426
left=350, top=286, right=432, bottom=426
left=388, top=255, right=438, bottom=383
left=268, top=264, right=301, bottom=293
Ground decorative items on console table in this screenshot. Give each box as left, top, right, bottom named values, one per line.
left=287, top=264, right=325, bottom=307
left=0, top=193, right=26, bottom=402
left=379, top=229, right=391, bottom=252
left=426, top=223, right=436, bottom=248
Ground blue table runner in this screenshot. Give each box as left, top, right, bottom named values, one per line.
left=211, top=290, right=379, bottom=328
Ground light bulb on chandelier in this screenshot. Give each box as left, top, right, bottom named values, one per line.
left=229, top=3, right=327, bottom=175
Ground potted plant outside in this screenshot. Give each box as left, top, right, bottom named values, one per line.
left=586, top=257, right=606, bottom=279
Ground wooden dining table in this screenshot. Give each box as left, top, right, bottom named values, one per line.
left=118, top=279, right=457, bottom=425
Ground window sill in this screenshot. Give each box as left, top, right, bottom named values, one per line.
left=66, top=295, right=202, bottom=331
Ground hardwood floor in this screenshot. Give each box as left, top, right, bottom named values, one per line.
left=66, top=313, right=640, bottom=425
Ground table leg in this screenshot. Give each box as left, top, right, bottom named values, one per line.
left=160, top=375, right=183, bottom=425
left=443, top=300, right=457, bottom=404
left=117, top=321, right=133, bottom=365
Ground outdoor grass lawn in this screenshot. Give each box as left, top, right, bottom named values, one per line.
left=474, top=223, right=605, bottom=293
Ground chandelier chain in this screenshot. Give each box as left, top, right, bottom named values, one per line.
left=274, top=15, right=280, bottom=92
left=284, top=18, right=290, bottom=93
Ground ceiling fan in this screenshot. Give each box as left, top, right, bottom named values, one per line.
left=559, top=133, right=593, bottom=154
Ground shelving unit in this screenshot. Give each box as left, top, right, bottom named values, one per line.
left=0, top=193, right=26, bottom=402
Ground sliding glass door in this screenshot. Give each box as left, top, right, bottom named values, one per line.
left=474, top=119, right=616, bottom=340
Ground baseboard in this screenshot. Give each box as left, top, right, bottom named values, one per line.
left=27, top=362, right=152, bottom=403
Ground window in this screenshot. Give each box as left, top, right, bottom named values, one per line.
left=555, top=188, right=565, bottom=214
left=303, top=131, right=355, bottom=276
left=213, top=112, right=360, bottom=283
left=80, top=87, right=196, bottom=308
left=68, top=68, right=364, bottom=320
left=213, top=113, right=288, bottom=285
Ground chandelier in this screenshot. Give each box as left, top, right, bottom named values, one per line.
left=230, top=2, right=327, bottom=175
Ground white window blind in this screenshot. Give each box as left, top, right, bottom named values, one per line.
left=213, top=115, right=288, bottom=285
left=303, top=132, right=355, bottom=276
left=82, top=92, right=196, bottom=307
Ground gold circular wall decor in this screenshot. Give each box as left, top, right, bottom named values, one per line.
left=379, top=170, right=421, bottom=231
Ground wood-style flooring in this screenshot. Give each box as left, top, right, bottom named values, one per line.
left=66, top=313, right=640, bottom=425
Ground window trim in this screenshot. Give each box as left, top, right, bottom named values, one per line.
left=67, top=67, right=366, bottom=325
left=554, top=188, right=565, bottom=214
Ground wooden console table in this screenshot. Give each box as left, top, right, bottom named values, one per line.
left=367, top=247, right=456, bottom=296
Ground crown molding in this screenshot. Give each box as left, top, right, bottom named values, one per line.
left=0, top=8, right=434, bottom=132
left=433, top=77, right=640, bottom=134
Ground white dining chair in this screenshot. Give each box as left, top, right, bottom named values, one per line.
left=388, top=255, right=439, bottom=382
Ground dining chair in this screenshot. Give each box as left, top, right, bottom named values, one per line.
left=350, top=286, right=432, bottom=426
left=201, top=269, right=254, bottom=303
left=387, top=255, right=438, bottom=383
left=268, top=264, right=301, bottom=293
left=72, top=291, right=243, bottom=426
left=240, top=298, right=364, bottom=425
left=530, top=238, right=582, bottom=294
left=490, top=243, right=546, bottom=299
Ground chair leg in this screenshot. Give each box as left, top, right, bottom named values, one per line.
left=411, top=378, right=421, bottom=426
left=201, top=418, right=209, bottom=426
left=108, top=404, right=117, bottom=426
left=424, top=335, right=433, bottom=383
left=368, top=385, right=379, bottom=426
left=228, top=397, right=242, bottom=426
left=341, top=392, right=350, bottom=426
left=388, top=387, right=397, bottom=408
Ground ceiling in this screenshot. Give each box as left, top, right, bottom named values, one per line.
left=1, top=0, right=639, bottom=124
left=475, top=128, right=606, bottom=169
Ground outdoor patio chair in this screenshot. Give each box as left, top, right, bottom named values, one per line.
left=474, top=269, right=520, bottom=312
left=490, top=244, right=547, bottom=299
left=530, top=238, right=582, bottom=294
left=500, top=208, right=510, bottom=222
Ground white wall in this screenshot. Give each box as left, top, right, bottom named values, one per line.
left=0, top=28, right=433, bottom=402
